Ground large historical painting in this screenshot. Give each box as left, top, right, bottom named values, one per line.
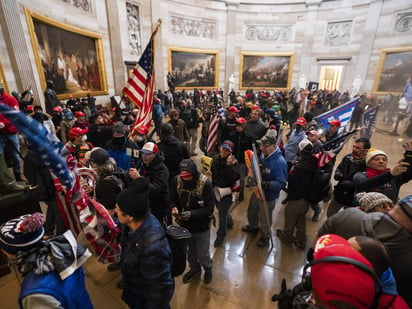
left=373, top=47, right=412, bottom=95
left=25, top=9, right=108, bottom=99
left=239, top=52, right=294, bottom=90
left=168, top=47, right=218, bottom=89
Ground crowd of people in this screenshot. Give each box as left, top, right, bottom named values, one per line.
left=1, top=80, right=412, bottom=308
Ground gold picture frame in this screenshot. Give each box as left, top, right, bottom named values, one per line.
left=0, top=61, right=9, bottom=94
left=168, top=47, right=219, bottom=90
left=372, top=47, right=412, bottom=95
left=239, top=52, right=294, bottom=90
left=25, top=8, right=108, bottom=100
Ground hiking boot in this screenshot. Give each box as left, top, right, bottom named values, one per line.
left=276, top=229, right=292, bottom=245
left=107, top=262, right=121, bottom=272
left=204, top=269, right=212, bottom=284
left=214, top=238, right=223, bottom=247
left=242, top=225, right=259, bottom=234
left=257, top=237, right=269, bottom=247
left=182, top=269, right=201, bottom=283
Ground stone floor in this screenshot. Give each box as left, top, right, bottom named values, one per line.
left=0, top=113, right=411, bottom=309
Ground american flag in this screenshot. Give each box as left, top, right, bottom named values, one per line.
left=123, top=20, right=161, bottom=130
left=0, top=103, right=121, bottom=263
left=316, top=97, right=360, bottom=133
left=313, top=130, right=356, bottom=167
left=207, top=104, right=225, bottom=154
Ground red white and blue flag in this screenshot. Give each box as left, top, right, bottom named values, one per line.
left=207, top=104, right=225, bottom=154
left=316, top=97, right=360, bottom=133
left=123, top=20, right=161, bottom=130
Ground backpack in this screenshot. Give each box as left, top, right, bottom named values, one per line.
left=305, top=169, right=331, bottom=204
left=135, top=225, right=191, bottom=277
left=176, top=173, right=209, bottom=200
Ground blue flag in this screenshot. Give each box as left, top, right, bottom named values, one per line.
left=0, top=103, right=73, bottom=187
left=316, top=98, right=360, bottom=133
left=360, top=106, right=378, bottom=139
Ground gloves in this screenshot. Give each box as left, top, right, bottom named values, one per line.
left=180, top=211, right=191, bottom=221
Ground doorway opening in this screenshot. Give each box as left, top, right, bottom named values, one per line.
left=319, top=65, right=343, bottom=90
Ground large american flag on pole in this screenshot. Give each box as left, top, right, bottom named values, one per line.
left=207, top=104, right=225, bottom=154
left=316, top=97, right=360, bottom=133
left=123, top=20, right=161, bottom=130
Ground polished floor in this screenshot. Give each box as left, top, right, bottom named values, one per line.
left=0, top=113, right=411, bottom=309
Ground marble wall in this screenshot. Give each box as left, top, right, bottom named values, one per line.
left=0, top=0, right=411, bottom=107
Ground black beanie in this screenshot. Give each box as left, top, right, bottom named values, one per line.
left=116, top=178, right=150, bottom=217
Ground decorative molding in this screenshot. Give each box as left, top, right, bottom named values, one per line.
left=126, top=2, right=142, bottom=56
left=60, top=0, right=92, bottom=13
left=316, top=56, right=352, bottom=64
left=394, top=12, right=412, bottom=33
left=245, top=25, right=293, bottom=41
left=325, top=20, right=352, bottom=46
left=170, top=16, right=216, bottom=39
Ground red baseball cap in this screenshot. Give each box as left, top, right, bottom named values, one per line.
left=140, top=142, right=159, bottom=154
left=294, top=117, right=307, bottom=126
left=26, top=105, right=34, bottom=112
left=328, top=119, right=341, bottom=128
left=228, top=106, right=240, bottom=113
left=236, top=117, right=247, bottom=124
left=251, top=105, right=261, bottom=110
left=135, top=125, right=149, bottom=135
left=306, top=130, right=318, bottom=136
left=69, top=127, right=88, bottom=139
left=53, top=106, right=63, bottom=112
left=75, top=111, right=86, bottom=117
left=311, top=234, right=376, bottom=309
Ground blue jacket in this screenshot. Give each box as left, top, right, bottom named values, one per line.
left=19, top=268, right=93, bottom=309
left=284, top=129, right=305, bottom=163
left=260, top=147, right=288, bottom=201
left=120, top=213, right=174, bottom=309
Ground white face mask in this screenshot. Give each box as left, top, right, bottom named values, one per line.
left=135, top=135, right=144, bottom=142
left=82, top=135, right=88, bottom=142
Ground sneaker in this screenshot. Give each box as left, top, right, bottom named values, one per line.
left=241, top=225, right=259, bottom=234
left=204, top=269, right=212, bottom=284
left=214, top=238, right=223, bottom=247
left=257, top=237, right=269, bottom=247
left=276, top=229, right=292, bottom=245
left=182, top=269, right=201, bottom=283
left=107, top=262, right=121, bottom=272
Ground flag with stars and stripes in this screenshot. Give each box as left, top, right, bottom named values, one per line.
left=315, top=97, right=360, bottom=133
left=0, top=103, right=121, bottom=263
left=313, top=130, right=356, bottom=167
left=207, top=104, right=225, bottom=154
left=123, top=21, right=161, bottom=130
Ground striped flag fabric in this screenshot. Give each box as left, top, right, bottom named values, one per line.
left=313, top=130, right=356, bottom=167
left=316, top=97, right=360, bottom=133
left=207, top=104, right=224, bottom=154
left=123, top=20, right=161, bottom=130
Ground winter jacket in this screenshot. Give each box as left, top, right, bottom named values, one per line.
left=158, top=136, right=190, bottom=179
left=0, top=92, right=19, bottom=134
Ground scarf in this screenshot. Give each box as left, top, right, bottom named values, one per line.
left=365, top=167, right=390, bottom=179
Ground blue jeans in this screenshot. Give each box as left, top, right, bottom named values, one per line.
left=216, top=195, right=233, bottom=241
left=187, top=230, right=213, bottom=271
left=0, top=133, right=21, bottom=179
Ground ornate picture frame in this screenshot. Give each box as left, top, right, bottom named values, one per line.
left=239, top=52, right=294, bottom=90
left=373, top=47, right=412, bottom=95
left=168, top=47, right=219, bottom=90
left=25, top=8, right=108, bottom=99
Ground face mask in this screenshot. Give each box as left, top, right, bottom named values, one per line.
left=82, top=135, right=87, bottom=142
left=135, top=135, right=144, bottom=142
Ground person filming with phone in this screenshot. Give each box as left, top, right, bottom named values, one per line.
left=353, top=141, right=412, bottom=203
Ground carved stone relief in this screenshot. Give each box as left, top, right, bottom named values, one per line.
left=245, top=25, right=292, bottom=41
left=170, top=16, right=215, bottom=39
left=325, top=21, right=352, bottom=46
left=394, top=12, right=412, bottom=33
left=126, top=2, right=142, bottom=56
left=60, top=0, right=92, bottom=13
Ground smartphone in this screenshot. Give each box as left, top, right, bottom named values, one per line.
left=403, top=150, right=412, bottom=165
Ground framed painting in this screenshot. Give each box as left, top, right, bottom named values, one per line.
left=373, top=47, right=412, bottom=95
left=239, top=52, right=294, bottom=90
left=25, top=8, right=108, bottom=99
left=168, top=47, right=219, bottom=90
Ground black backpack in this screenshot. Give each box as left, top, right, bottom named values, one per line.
left=305, top=169, right=331, bottom=204
left=136, top=225, right=191, bottom=277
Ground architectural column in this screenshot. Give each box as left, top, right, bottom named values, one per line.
left=353, top=0, right=383, bottom=90
left=106, top=0, right=124, bottom=94
left=225, top=0, right=239, bottom=96
left=0, top=1, right=40, bottom=102
left=151, top=0, right=165, bottom=90
left=300, top=0, right=321, bottom=83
